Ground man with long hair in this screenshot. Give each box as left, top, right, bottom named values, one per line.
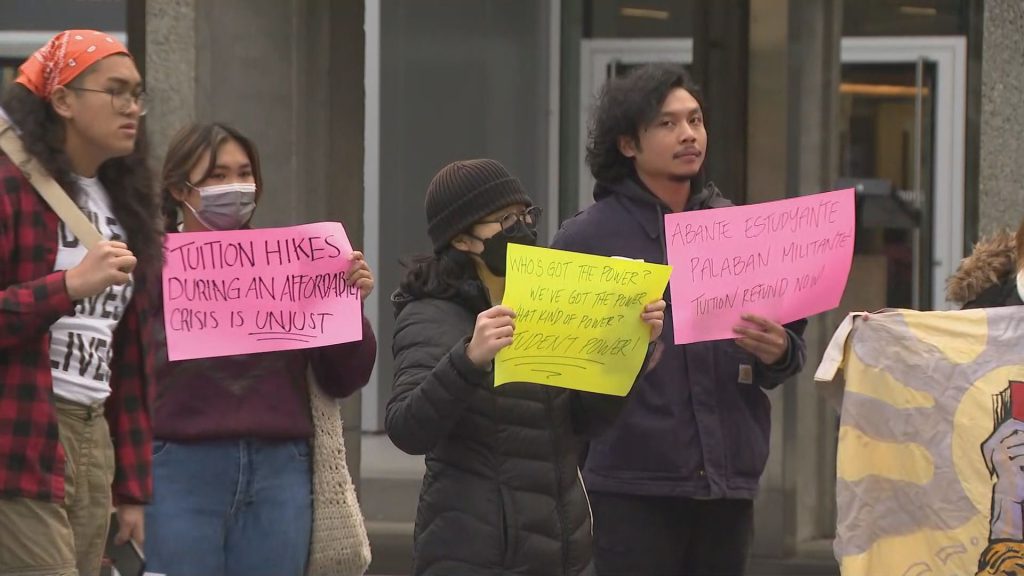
left=0, top=31, right=161, bottom=575
left=552, top=64, right=808, bottom=575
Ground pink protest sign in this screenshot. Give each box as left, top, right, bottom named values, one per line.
left=665, top=188, right=855, bottom=344
left=162, top=222, right=362, bottom=361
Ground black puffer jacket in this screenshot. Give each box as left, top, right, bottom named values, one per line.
left=947, top=231, right=1023, bottom=309
left=387, top=281, right=627, bottom=576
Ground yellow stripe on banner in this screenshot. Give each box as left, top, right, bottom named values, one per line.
left=903, top=309, right=989, bottom=365
left=837, top=426, right=934, bottom=484
left=846, top=354, right=935, bottom=409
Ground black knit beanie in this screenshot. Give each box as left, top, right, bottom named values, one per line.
left=425, top=159, right=533, bottom=253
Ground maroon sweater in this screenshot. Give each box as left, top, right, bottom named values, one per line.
left=152, top=313, right=376, bottom=441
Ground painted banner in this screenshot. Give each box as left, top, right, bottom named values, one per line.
left=162, top=222, right=362, bottom=361
left=495, top=244, right=672, bottom=396
left=815, top=308, right=1024, bottom=576
left=665, top=188, right=855, bottom=344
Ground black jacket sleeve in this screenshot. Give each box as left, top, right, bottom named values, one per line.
left=386, top=300, right=491, bottom=455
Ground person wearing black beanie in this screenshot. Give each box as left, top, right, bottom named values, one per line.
left=386, top=158, right=666, bottom=575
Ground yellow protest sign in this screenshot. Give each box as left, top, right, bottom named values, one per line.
left=495, top=244, right=672, bottom=396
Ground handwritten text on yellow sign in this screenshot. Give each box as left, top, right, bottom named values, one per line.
left=495, top=244, right=672, bottom=396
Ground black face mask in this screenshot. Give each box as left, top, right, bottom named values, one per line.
left=469, top=220, right=538, bottom=277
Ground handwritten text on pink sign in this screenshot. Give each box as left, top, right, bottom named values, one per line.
left=162, top=222, right=362, bottom=360
left=665, top=189, right=855, bottom=344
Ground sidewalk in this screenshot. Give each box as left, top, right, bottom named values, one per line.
left=359, top=433, right=839, bottom=576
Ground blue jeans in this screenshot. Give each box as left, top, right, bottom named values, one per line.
left=144, top=439, right=312, bottom=576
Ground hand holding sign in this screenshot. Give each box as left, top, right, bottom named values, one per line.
left=347, top=251, right=375, bottom=300
left=643, top=299, right=667, bottom=342
left=467, top=305, right=517, bottom=368
left=734, top=313, right=789, bottom=364
left=495, top=244, right=672, bottom=396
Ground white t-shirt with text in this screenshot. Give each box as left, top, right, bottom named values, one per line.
left=49, top=176, right=134, bottom=405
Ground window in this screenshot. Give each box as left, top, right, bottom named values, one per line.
left=843, top=0, right=968, bottom=36
left=584, top=0, right=695, bottom=39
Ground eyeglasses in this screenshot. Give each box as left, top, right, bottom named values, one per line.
left=67, top=87, right=148, bottom=116
left=479, top=206, right=543, bottom=235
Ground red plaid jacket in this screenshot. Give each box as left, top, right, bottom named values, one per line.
left=0, top=154, right=155, bottom=504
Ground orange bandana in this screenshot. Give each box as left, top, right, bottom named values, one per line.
left=15, top=30, right=130, bottom=100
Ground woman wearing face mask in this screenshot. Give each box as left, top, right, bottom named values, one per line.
left=143, top=123, right=377, bottom=576
left=386, top=159, right=666, bottom=575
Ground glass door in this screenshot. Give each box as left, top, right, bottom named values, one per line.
left=840, top=37, right=967, bottom=310
left=839, top=60, right=937, bottom=309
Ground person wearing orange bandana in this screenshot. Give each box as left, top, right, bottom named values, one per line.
left=0, top=30, right=161, bottom=575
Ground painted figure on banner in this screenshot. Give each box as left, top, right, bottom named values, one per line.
left=978, top=381, right=1024, bottom=574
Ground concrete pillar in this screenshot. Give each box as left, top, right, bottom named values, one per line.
left=746, top=2, right=791, bottom=556
left=144, top=0, right=197, bottom=164
left=978, top=0, right=1024, bottom=236
left=692, top=2, right=750, bottom=204
left=142, top=0, right=366, bottom=476
left=785, top=0, right=842, bottom=552
left=746, top=0, right=842, bottom=558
